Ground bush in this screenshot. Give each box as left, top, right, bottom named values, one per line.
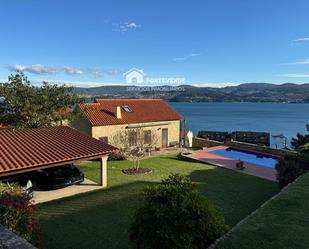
left=299, top=143, right=309, bottom=153
left=129, top=174, right=228, bottom=249
left=108, top=151, right=126, bottom=161
left=291, top=133, right=309, bottom=150
left=0, top=240, right=8, bottom=249
left=276, top=152, right=309, bottom=187
left=0, top=183, right=42, bottom=247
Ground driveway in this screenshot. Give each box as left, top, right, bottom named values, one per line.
left=33, top=178, right=103, bottom=204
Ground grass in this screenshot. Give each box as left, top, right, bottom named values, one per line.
left=215, top=171, right=309, bottom=249
left=36, top=155, right=279, bottom=249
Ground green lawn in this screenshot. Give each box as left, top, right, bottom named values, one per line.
left=215, top=171, right=309, bottom=249
left=36, top=155, right=279, bottom=249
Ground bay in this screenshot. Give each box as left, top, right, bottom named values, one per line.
left=170, top=102, right=309, bottom=148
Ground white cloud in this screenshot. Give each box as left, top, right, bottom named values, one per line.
left=279, top=73, right=309, bottom=78
left=289, top=59, right=309, bottom=65
left=7, top=64, right=27, bottom=71
left=126, top=22, right=138, bottom=28
left=91, top=71, right=104, bottom=78
left=294, top=37, right=309, bottom=42
left=173, top=57, right=186, bottom=61
left=112, top=22, right=141, bottom=32
left=86, top=68, right=123, bottom=78
left=190, top=53, right=200, bottom=57
left=6, top=64, right=122, bottom=78
left=8, top=64, right=57, bottom=74
left=173, top=53, right=200, bottom=62
left=63, top=66, right=83, bottom=75
left=32, top=79, right=125, bottom=88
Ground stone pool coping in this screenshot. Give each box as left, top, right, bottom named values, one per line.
left=185, top=146, right=277, bottom=181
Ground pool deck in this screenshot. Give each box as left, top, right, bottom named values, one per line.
left=186, top=146, right=277, bottom=181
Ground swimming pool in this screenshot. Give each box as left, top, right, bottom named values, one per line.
left=208, top=148, right=278, bottom=168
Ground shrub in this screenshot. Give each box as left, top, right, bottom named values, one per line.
left=108, top=151, right=126, bottom=161
left=299, top=143, right=309, bottom=153
left=0, top=183, right=42, bottom=247
left=276, top=152, right=309, bottom=187
left=129, top=174, right=228, bottom=249
left=291, top=133, right=309, bottom=150
left=0, top=240, right=8, bottom=249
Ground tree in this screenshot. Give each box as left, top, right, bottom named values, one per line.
left=276, top=152, right=309, bottom=187
left=0, top=72, right=83, bottom=128
left=129, top=174, right=228, bottom=249
left=291, top=133, right=309, bottom=150
left=111, top=127, right=158, bottom=171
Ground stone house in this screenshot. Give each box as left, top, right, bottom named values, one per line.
left=73, top=99, right=182, bottom=149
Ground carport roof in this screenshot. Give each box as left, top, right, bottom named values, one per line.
left=0, top=126, right=116, bottom=176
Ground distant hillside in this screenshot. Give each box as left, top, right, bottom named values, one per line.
left=76, top=83, right=309, bottom=103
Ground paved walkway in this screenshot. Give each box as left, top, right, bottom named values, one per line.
left=185, top=146, right=277, bottom=181
left=32, top=178, right=103, bottom=204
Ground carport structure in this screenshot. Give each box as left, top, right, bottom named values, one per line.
left=0, top=126, right=116, bottom=188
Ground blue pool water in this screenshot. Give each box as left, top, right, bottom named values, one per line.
left=209, top=148, right=278, bottom=168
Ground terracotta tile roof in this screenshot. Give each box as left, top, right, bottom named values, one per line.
left=0, top=124, right=8, bottom=129
left=80, top=99, right=182, bottom=126
left=0, top=126, right=116, bottom=175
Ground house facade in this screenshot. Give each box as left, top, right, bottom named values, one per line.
left=73, top=99, right=182, bottom=149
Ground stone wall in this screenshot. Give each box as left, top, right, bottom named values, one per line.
left=92, top=120, right=180, bottom=148
left=192, top=137, right=224, bottom=148
left=193, top=137, right=294, bottom=157
left=72, top=119, right=181, bottom=148
left=226, top=140, right=294, bottom=157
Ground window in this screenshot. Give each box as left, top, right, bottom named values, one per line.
left=144, top=130, right=151, bottom=144
left=99, top=136, right=108, bottom=144
left=129, top=131, right=137, bottom=146
left=122, top=105, right=132, bottom=113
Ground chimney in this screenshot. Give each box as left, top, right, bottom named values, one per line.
left=116, top=106, right=122, bottom=119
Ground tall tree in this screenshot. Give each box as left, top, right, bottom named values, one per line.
left=0, top=72, right=83, bottom=128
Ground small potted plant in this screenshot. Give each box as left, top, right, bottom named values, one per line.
left=236, top=160, right=245, bottom=170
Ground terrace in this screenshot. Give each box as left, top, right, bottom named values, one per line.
left=185, top=146, right=278, bottom=181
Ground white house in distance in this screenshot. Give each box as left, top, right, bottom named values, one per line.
left=124, top=68, right=145, bottom=84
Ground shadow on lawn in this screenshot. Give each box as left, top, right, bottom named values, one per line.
left=189, top=169, right=280, bottom=226
left=36, top=181, right=155, bottom=249
left=36, top=167, right=279, bottom=249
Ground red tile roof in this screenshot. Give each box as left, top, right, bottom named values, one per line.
left=80, top=99, right=181, bottom=126
left=0, top=126, right=116, bottom=175
left=0, top=124, right=8, bottom=129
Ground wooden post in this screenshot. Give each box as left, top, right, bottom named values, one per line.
left=100, top=156, right=108, bottom=188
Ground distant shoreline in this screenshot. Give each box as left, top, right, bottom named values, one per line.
left=77, top=82, right=309, bottom=104
left=168, top=100, right=309, bottom=104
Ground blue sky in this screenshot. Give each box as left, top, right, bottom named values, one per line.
left=1, top=0, right=309, bottom=87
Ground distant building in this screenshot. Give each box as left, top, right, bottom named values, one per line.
left=73, top=99, right=182, bottom=149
